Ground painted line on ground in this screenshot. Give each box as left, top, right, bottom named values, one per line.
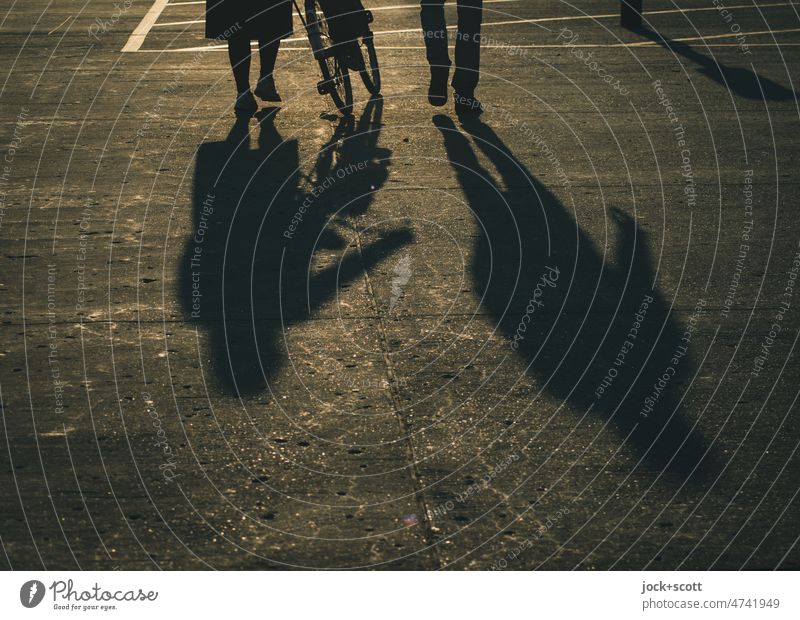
left=122, top=0, right=170, bottom=52
left=157, top=0, right=526, bottom=25
left=124, top=1, right=797, bottom=52
left=134, top=35, right=800, bottom=54
left=149, top=2, right=795, bottom=31
left=163, top=0, right=523, bottom=9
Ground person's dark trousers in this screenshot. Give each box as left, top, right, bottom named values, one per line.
left=228, top=34, right=280, bottom=91
left=420, top=0, right=482, bottom=95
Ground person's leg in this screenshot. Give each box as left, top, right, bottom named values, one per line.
left=258, top=39, right=279, bottom=80
left=452, top=0, right=482, bottom=96
left=420, top=0, right=450, bottom=105
left=420, top=0, right=450, bottom=69
left=228, top=33, right=257, bottom=113
left=452, top=0, right=483, bottom=114
left=255, top=39, right=281, bottom=101
left=228, top=33, right=252, bottom=93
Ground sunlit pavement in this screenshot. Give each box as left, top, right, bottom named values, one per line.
left=0, top=0, right=798, bottom=569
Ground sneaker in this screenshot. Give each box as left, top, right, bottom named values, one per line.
left=234, top=90, right=258, bottom=115
left=254, top=76, right=282, bottom=102
left=454, top=91, right=483, bottom=116
left=428, top=65, right=450, bottom=106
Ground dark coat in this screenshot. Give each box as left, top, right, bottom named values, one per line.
left=206, top=0, right=293, bottom=40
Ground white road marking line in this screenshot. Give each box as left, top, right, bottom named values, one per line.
left=627, top=27, right=800, bottom=45
left=124, top=1, right=797, bottom=52
left=153, top=19, right=202, bottom=27
left=132, top=44, right=800, bottom=53
left=129, top=43, right=800, bottom=54
left=121, top=0, right=170, bottom=52
left=162, top=0, right=523, bottom=8
left=147, top=2, right=796, bottom=31
left=370, top=2, right=795, bottom=37
left=157, top=0, right=525, bottom=24
left=367, top=0, right=525, bottom=10
left=136, top=30, right=800, bottom=54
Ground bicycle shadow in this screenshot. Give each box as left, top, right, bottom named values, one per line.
left=635, top=27, right=796, bottom=101
left=180, top=99, right=412, bottom=396
left=434, top=115, right=716, bottom=483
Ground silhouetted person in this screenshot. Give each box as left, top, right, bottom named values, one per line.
left=206, top=0, right=292, bottom=114
left=420, top=0, right=484, bottom=114
left=434, top=115, right=715, bottom=482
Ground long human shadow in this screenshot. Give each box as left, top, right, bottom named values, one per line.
left=636, top=27, right=796, bottom=101
left=180, top=99, right=412, bottom=396
left=434, top=115, right=715, bottom=482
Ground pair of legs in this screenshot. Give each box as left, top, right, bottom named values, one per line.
left=228, top=34, right=281, bottom=111
left=420, top=0, right=483, bottom=110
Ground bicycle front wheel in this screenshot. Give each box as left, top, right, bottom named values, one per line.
left=356, top=32, right=381, bottom=96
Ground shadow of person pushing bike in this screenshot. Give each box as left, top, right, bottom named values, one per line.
left=180, top=98, right=412, bottom=397
left=434, top=114, right=717, bottom=483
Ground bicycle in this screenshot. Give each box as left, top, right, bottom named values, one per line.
left=293, top=0, right=381, bottom=115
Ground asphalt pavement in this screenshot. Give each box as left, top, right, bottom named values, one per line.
left=0, top=0, right=799, bottom=569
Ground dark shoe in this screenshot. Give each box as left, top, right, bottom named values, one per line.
left=254, top=76, right=281, bottom=102
left=428, top=65, right=450, bottom=106
left=454, top=91, right=483, bottom=116
left=234, top=90, right=258, bottom=115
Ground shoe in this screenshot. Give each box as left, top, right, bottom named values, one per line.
left=234, top=90, right=258, bottom=115
left=428, top=65, right=450, bottom=106
left=454, top=91, right=483, bottom=116
left=254, top=76, right=282, bottom=102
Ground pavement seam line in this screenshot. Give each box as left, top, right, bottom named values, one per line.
left=350, top=219, right=444, bottom=569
